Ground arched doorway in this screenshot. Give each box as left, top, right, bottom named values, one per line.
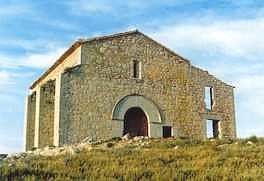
left=123, top=107, right=148, bottom=136
left=112, top=95, right=163, bottom=138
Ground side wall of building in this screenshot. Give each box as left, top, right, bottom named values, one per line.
left=190, top=66, right=236, bottom=139
left=25, top=47, right=82, bottom=150
left=25, top=92, right=36, bottom=151
left=38, top=80, right=56, bottom=148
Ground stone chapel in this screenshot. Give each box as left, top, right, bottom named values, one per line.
left=24, top=30, right=236, bottom=151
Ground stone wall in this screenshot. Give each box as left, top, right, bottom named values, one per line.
left=27, top=46, right=81, bottom=149
left=38, top=80, right=56, bottom=148
left=189, top=66, right=236, bottom=139
left=59, top=32, right=235, bottom=145
left=27, top=31, right=236, bottom=148
left=25, top=92, right=36, bottom=151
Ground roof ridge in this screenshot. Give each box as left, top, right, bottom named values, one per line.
left=79, top=29, right=191, bottom=64
left=81, top=29, right=139, bottom=43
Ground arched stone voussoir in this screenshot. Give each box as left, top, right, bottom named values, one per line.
left=112, top=95, right=162, bottom=123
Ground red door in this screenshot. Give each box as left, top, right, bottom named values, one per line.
left=123, top=107, right=148, bottom=136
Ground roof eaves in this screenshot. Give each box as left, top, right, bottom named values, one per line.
left=30, top=40, right=83, bottom=89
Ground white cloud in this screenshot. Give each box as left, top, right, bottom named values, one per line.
left=0, top=47, right=66, bottom=69
left=150, top=18, right=264, bottom=60
left=21, top=47, right=66, bottom=68
left=0, top=36, right=68, bottom=69
left=235, top=75, right=264, bottom=93
left=208, top=63, right=264, bottom=77
left=235, top=74, right=264, bottom=116
left=0, top=38, right=61, bottom=52
left=0, top=70, right=35, bottom=93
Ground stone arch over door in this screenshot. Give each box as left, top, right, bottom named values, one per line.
left=112, top=95, right=163, bottom=138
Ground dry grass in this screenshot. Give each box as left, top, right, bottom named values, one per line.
left=0, top=136, right=264, bottom=180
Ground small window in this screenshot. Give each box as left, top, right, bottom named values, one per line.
left=132, top=60, right=141, bottom=79
left=204, top=86, right=214, bottom=110
left=206, top=119, right=219, bottom=138
left=163, top=126, right=172, bottom=138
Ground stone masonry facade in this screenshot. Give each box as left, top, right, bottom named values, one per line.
left=24, top=30, right=236, bottom=151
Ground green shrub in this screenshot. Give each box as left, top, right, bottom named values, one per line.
left=246, top=135, right=258, bottom=143
left=106, top=142, right=114, bottom=148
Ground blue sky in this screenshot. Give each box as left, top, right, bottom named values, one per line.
left=1, top=0, right=264, bottom=153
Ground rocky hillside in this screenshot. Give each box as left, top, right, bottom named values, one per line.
left=0, top=136, right=264, bottom=180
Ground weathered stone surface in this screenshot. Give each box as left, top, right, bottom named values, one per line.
left=38, top=80, right=56, bottom=148
left=24, top=30, right=236, bottom=150
left=25, top=92, right=36, bottom=151
left=24, top=46, right=82, bottom=151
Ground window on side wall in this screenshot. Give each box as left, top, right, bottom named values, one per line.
left=206, top=119, right=220, bottom=139
left=204, top=86, right=214, bottom=111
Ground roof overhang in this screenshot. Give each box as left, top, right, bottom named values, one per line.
left=30, top=41, right=83, bottom=89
